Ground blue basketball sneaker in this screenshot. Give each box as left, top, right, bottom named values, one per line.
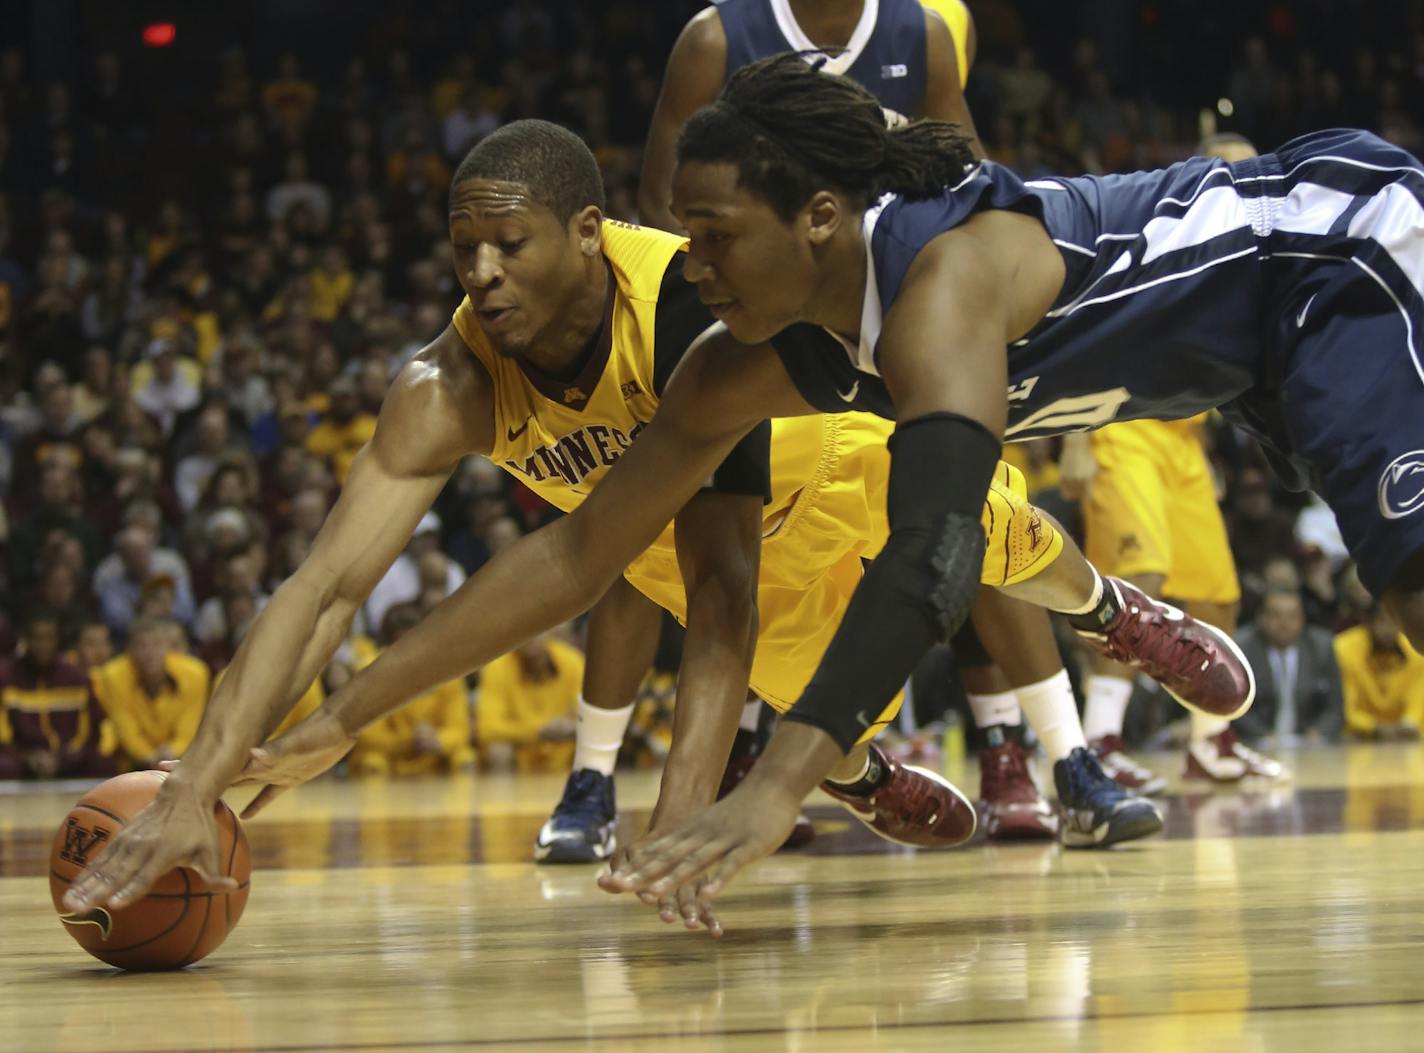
left=1054, top=746, right=1163, bottom=848
left=534, top=769, right=617, bottom=863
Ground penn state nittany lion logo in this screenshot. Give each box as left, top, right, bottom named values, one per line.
left=1379, top=451, right=1424, bottom=520
left=59, top=817, right=109, bottom=867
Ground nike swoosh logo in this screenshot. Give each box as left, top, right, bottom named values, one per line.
left=60, top=907, right=113, bottom=940
left=838, top=380, right=860, bottom=403
left=506, top=418, right=532, bottom=442
left=856, top=709, right=873, bottom=728
left=1296, top=292, right=1318, bottom=328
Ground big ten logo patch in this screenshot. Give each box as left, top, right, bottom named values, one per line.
left=59, top=817, right=110, bottom=868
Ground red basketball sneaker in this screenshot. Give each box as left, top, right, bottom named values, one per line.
left=820, top=742, right=977, bottom=848
left=1184, top=727, right=1287, bottom=783
left=978, top=740, right=1059, bottom=840
left=1077, top=579, right=1255, bottom=719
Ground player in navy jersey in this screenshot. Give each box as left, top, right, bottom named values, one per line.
left=583, top=56, right=1424, bottom=902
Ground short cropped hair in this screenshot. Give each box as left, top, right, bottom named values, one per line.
left=450, top=119, right=606, bottom=222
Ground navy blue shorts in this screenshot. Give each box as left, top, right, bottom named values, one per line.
left=1228, top=130, right=1424, bottom=594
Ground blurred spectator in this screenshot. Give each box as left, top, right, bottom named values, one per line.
left=0, top=610, right=117, bottom=780
left=305, top=375, right=376, bottom=483
left=11, top=373, right=82, bottom=503
left=364, top=512, right=464, bottom=634
left=347, top=603, right=475, bottom=776
left=9, top=460, right=102, bottom=587
left=72, top=617, right=114, bottom=672
left=132, top=338, right=202, bottom=437
left=1233, top=589, right=1343, bottom=746
left=1335, top=602, right=1424, bottom=740
left=92, top=522, right=195, bottom=634
left=71, top=346, right=114, bottom=423
left=174, top=403, right=241, bottom=513
left=476, top=630, right=584, bottom=774
left=267, top=153, right=331, bottom=230
left=91, top=616, right=209, bottom=768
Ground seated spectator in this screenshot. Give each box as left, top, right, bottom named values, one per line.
left=305, top=376, right=374, bottom=483
left=71, top=618, right=114, bottom=672
left=194, top=550, right=268, bottom=647
left=72, top=347, right=115, bottom=426
left=1233, top=588, right=1343, bottom=746
left=347, top=604, right=474, bottom=776
left=476, top=630, right=584, bottom=774
left=308, top=244, right=353, bottom=322
left=91, top=616, right=210, bottom=768
left=11, top=374, right=83, bottom=504
left=1336, top=602, right=1424, bottom=740
left=173, top=403, right=239, bottom=513
left=364, top=512, right=464, bottom=634
left=92, top=522, right=195, bottom=634
left=132, top=337, right=202, bottom=437
left=9, top=460, right=102, bottom=588
left=0, top=610, right=117, bottom=780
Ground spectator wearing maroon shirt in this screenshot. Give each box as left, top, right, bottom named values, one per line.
left=0, top=610, right=116, bottom=780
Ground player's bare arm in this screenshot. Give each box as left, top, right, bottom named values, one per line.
left=607, top=213, right=1064, bottom=900
left=63, top=326, right=493, bottom=912
left=637, top=9, right=728, bottom=232
left=919, top=6, right=982, bottom=153
left=245, top=329, right=814, bottom=801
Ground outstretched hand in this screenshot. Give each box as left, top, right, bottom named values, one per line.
left=599, top=782, right=802, bottom=909
left=232, top=708, right=357, bottom=819
left=602, top=834, right=725, bottom=938
left=62, top=778, right=238, bottom=913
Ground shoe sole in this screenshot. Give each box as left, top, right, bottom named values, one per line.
left=833, top=764, right=978, bottom=848
left=1153, top=598, right=1257, bottom=720
left=533, top=835, right=616, bottom=864
left=1061, top=803, right=1164, bottom=849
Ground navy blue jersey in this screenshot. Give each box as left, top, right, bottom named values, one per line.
left=771, top=129, right=1424, bottom=591
left=715, top=0, right=928, bottom=115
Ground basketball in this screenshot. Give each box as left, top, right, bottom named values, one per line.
left=48, top=771, right=251, bottom=971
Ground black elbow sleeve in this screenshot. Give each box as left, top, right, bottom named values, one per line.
left=783, top=413, right=1001, bottom=752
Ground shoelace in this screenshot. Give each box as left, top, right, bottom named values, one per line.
left=1111, top=603, right=1212, bottom=681
left=556, top=771, right=612, bottom=824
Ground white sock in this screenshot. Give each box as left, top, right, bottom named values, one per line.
left=968, top=690, right=1022, bottom=729
left=1058, top=567, right=1106, bottom=616
left=738, top=699, right=762, bottom=732
left=1017, top=670, right=1086, bottom=761
left=571, top=698, right=635, bottom=776
left=1082, top=675, right=1133, bottom=742
left=1191, top=710, right=1229, bottom=744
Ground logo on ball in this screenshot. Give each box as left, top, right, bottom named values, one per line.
left=1379, top=451, right=1424, bottom=520
left=59, top=819, right=109, bottom=867
left=59, top=907, right=113, bottom=940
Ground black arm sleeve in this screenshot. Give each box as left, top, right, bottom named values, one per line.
left=782, top=413, right=1001, bottom=752
left=652, top=253, right=771, bottom=501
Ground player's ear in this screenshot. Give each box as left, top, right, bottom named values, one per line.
left=572, top=206, right=604, bottom=258
left=803, top=191, right=842, bottom=246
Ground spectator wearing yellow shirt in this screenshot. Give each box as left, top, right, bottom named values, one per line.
left=305, top=377, right=375, bottom=483
left=347, top=604, right=475, bottom=776
left=1336, top=603, right=1424, bottom=740
left=308, top=245, right=354, bottom=323
left=91, top=618, right=211, bottom=768
left=477, top=632, right=585, bottom=774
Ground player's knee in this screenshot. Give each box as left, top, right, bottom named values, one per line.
left=927, top=511, right=987, bottom=638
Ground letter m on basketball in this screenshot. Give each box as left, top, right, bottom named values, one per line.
left=60, top=818, right=109, bottom=867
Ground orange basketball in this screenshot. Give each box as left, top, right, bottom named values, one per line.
left=48, top=770, right=251, bottom=971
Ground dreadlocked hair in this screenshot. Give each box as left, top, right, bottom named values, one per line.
left=677, top=52, right=975, bottom=221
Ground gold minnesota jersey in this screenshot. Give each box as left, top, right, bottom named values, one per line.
left=452, top=220, right=819, bottom=551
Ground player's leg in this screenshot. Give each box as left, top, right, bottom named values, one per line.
left=535, top=574, right=656, bottom=863
left=973, top=477, right=1161, bottom=846
left=955, top=614, right=1059, bottom=841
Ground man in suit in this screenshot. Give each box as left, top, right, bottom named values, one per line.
left=1233, top=589, right=1343, bottom=749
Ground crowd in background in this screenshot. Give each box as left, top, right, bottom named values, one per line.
left=2, top=0, right=1423, bottom=781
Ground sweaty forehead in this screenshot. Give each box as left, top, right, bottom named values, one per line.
left=448, top=178, right=545, bottom=225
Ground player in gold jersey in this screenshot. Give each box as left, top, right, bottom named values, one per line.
left=66, top=119, right=1186, bottom=934
left=1061, top=135, right=1285, bottom=790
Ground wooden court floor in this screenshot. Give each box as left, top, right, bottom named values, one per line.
left=4, top=744, right=1424, bottom=1052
